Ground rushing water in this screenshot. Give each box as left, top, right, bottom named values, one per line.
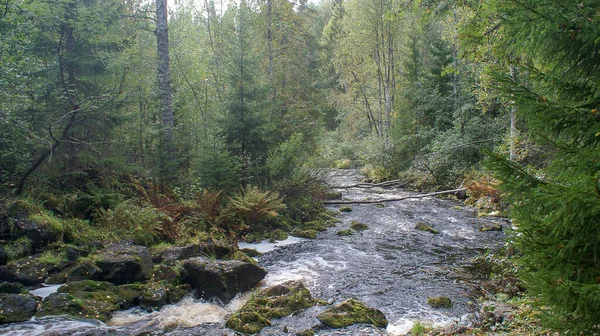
left=0, top=169, right=506, bottom=335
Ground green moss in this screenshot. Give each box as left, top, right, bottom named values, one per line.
left=415, top=222, right=439, bottom=234
left=336, top=229, right=354, bottom=236
left=374, top=203, right=385, bottom=208
left=29, top=213, right=64, bottom=235
left=269, top=229, right=288, bottom=242
left=5, top=237, right=32, bottom=261
left=350, top=221, right=369, bottom=231
left=301, top=220, right=328, bottom=232
left=317, top=299, right=388, bottom=328
left=293, top=229, right=317, bottom=239
left=325, top=191, right=343, bottom=200
left=224, top=250, right=257, bottom=265
left=226, top=281, right=325, bottom=334
left=427, top=296, right=452, bottom=308
left=334, top=159, right=352, bottom=169
left=339, top=206, right=352, bottom=213
left=479, top=223, right=503, bottom=232
left=36, top=250, right=68, bottom=267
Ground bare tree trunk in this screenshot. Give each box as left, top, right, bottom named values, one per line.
left=156, top=0, right=176, bottom=183
left=509, top=65, right=518, bottom=161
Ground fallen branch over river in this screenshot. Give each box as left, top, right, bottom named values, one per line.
left=328, top=179, right=408, bottom=189
left=323, top=188, right=468, bottom=205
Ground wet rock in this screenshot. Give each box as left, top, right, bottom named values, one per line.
left=12, top=218, right=55, bottom=250
left=415, top=222, right=439, bottom=234
left=182, top=257, right=266, bottom=302
left=139, top=281, right=190, bottom=311
left=0, top=253, right=67, bottom=286
left=293, top=229, right=317, bottom=239
left=479, top=223, right=503, bottom=232
left=158, top=240, right=232, bottom=263
left=317, top=299, right=388, bottom=329
left=240, top=248, right=262, bottom=257
left=226, top=280, right=325, bottom=334
left=0, top=281, right=27, bottom=294
left=47, top=261, right=103, bottom=284
left=152, top=263, right=182, bottom=283
left=46, top=280, right=146, bottom=321
left=336, top=229, right=354, bottom=236
left=94, top=244, right=152, bottom=285
left=427, top=296, right=452, bottom=308
left=223, top=250, right=257, bottom=265
left=0, top=245, right=6, bottom=265
left=0, top=293, right=38, bottom=324
left=374, top=203, right=385, bottom=208
left=339, top=206, right=352, bottom=213
left=37, top=292, right=85, bottom=318
left=65, top=245, right=92, bottom=261
left=350, top=221, right=369, bottom=231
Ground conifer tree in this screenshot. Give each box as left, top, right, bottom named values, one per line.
left=462, top=1, right=600, bottom=332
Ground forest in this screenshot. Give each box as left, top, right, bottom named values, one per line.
left=1, top=0, right=599, bottom=335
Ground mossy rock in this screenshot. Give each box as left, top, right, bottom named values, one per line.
left=339, top=206, right=352, bottom=213
left=139, top=280, right=190, bottom=310
left=245, top=232, right=268, bottom=243
left=55, top=280, right=145, bottom=319
left=226, top=280, right=325, bottom=334
left=224, top=250, right=257, bottom=265
left=374, top=203, right=385, bottom=208
left=336, top=229, right=354, bottom=236
left=296, top=328, right=317, bottom=336
left=293, top=230, right=317, bottom=239
left=478, top=223, right=503, bottom=232
left=414, top=222, right=439, bottom=234
left=325, top=191, right=343, bottom=200
left=269, top=229, right=288, bottom=242
left=0, top=281, right=28, bottom=294
left=240, top=248, right=262, bottom=257
left=317, top=298, right=388, bottom=329
left=350, top=221, right=369, bottom=231
left=301, top=220, right=328, bottom=232
left=427, top=296, right=452, bottom=308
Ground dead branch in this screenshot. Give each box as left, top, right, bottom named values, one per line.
left=323, top=188, right=468, bottom=205
left=329, top=179, right=407, bottom=189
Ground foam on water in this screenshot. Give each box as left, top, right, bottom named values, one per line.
left=107, top=294, right=249, bottom=329
left=238, top=236, right=306, bottom=253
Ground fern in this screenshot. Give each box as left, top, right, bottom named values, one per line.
left=229, top=185, right=286, bottom=226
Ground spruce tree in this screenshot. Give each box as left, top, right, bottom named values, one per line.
left=462, top=1, right=600, bottom=332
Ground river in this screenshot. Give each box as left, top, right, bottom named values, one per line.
left=0, top=169, right=506, bottom=335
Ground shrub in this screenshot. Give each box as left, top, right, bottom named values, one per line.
left=228, top=185, right=286, bottom=232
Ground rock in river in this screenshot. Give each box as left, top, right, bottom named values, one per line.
left=182, top=257, right=266, bottom=302
left=317, top=298, right=388, bottom=329
left=94, top=244, right=152, bottom=285
left=0, top=293, right=38, bottom=324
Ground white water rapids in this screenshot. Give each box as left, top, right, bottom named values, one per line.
left=0, top=169, right=506, bottom=335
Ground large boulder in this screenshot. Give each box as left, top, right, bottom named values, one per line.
left=94, top=244, right=152, bottom=285
left=0, top=245, right=6, bottom=266
left=317, top=299, right=388, bottom=329
left=12, top=218, right=55, bottom=250
left=226, top=280, right=326, bottom=334
left=0, top=253, right=68, bottom=286
left=157, top=240, right=233, bottom=263
left=0, top=293, right=38, bottom=324
left=0, top=281, right=27, bottom=294
left=182, top=257, right=266, bottom=302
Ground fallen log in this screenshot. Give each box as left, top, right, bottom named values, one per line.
left=323, top=188, right=468, bottom=205
left=329, top=179, right=407, bottom=189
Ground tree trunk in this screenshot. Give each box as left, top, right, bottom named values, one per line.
left=509, top=65, right=518, bottom=161
left=156, top=0, right=177, bottom=184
